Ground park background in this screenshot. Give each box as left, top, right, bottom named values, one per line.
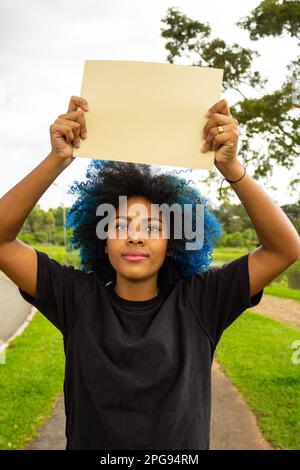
left=0, top=0, right=299, bottom=451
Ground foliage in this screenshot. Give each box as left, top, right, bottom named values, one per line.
left=236, top=0, right=300, bottom=41
left=19, top=203, right=71, bottom=246
left=160, top=3, right=300, bottom=199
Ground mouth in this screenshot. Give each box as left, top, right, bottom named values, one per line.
left=121, top=253, right=149, bottom=262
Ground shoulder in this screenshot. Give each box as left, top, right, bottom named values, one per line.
left=35, top=248, right=99, bottom=291
left=181, top=254, right=249, bottom=296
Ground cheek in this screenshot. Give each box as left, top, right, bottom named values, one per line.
left=149, top=243, right=168, bottom=265
left=105, top=240, right=121, bottom=261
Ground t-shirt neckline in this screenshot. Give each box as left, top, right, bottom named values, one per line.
left=105, top=282, right=164, bottom=308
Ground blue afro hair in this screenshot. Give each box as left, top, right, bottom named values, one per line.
left=66, top=159, right=222, bottom=294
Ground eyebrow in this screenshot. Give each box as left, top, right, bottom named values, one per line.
left=115, top=216, right=162, bottom=223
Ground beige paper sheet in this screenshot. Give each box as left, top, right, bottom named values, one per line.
left=73, top=60, right=223, bottom=170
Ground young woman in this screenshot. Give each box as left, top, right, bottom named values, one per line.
left=0, top=96, right=299, bottom=450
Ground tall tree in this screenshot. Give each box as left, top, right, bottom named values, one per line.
left=236, top=0, right=300, bottom=184
left=236, top=0, right=300, bottom=42
left=160, top=3, right=300, bottom=201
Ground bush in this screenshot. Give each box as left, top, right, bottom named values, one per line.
left=219, top=231, right=245, bottom=247
left=51, top=231, right=65, bottom=246
left=287, top=270, right=300, bottom=290
left=17, top=233, right=37, bottom=245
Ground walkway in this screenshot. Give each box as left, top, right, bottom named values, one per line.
left=5, top=278, right=296, bottom=450
left=248, top=294, right=300, bottom=329
left=0, top=271, right=32, bottom=343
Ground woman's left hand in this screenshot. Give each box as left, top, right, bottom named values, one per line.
left=202, top=99, right=239, bottom=168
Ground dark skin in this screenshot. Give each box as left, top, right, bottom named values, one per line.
left=1, top=96, right=298, bottom=305
left=104, top=196, right=170, bottom=301
left=102, top=101, right=241, bottom=302
left=92, top=96, right=300, bottom=301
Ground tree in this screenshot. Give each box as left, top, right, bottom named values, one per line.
left=211, top=201, right=255, bottom=233
left=49, top=206, right=64, bottom=228
left=235, top=0, right=300, bottom=184
left=19, top=203, right=55, bottom=244
left=160, top=3, right=300, bottom=201
left=236, top=0, right=300, bottom=42
left=281, top=198, right=300, bottom=233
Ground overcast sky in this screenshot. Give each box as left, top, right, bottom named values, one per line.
left=0, top=0, right=299, bottom=211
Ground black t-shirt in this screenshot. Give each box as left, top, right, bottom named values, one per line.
left=18, top=248, right=264, bottom=450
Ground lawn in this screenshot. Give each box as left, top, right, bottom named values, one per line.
left=31, top=244, right=80, bottom=268
left=2, top=304, right=299, bottom=450
left=215, top=310, right=300, bottom=450
left=0, top=312, right=64, bottom=449
left=213, top=247, right=300, bottom=302
left=264, top=284, right=300, bottom=302
left=0, top=244, right=299, bottom=449
left=4, top=244, right=299, bottom=302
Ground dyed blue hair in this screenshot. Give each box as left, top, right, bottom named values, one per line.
left=66, top=159, right=221, bottom=294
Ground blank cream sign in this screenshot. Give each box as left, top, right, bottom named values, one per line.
left=73, top=60, right=223, bottom=170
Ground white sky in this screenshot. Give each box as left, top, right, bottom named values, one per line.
left=0, top=0, right=299, bottom=211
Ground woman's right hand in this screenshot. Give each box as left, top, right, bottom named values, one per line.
left=49, top=95, right=89, bottom=161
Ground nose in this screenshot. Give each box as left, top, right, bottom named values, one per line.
left=126, top=225, right=146, bottom=244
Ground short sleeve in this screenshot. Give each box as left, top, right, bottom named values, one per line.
left=18, top=248, right=93, bottom=337
left=184, top=253, right=264, bottom=348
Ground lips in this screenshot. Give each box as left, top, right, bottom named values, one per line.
left=122, top=251, right=149, bottom=261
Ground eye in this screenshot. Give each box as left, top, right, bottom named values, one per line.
left=147, top=225, right=160, bottom=232
left=116, top=223, right=127, bottom=231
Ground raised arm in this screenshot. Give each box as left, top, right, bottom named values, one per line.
left=202, top=99, right=300, bottom=298
left=0, top=95, right=89, bottom=298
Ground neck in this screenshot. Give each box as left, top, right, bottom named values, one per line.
left=114, top=275, right=159, bottom=301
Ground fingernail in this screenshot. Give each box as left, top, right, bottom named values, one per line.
left=82, top=131, right=87, bottom=139
left=75, top=140, right=80, bottom=148
left=201, top=144, right=208, bottom=153
left=83, top=103, right=89, bottom=110
left=206, top=110, right=212, bottom=117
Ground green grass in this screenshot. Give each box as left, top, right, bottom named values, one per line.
left=7, top=244, right=300, bottom=298
left=264, top=284, right=300, bottom=301
left=31, top=244, right=80, bottom=267
left=213, top=247, right=300, bottom=301
left=0, top=312, right=65, bottom=450
left=1, top=252, right=299, bottom=450
left=213, top=247, right=248, bottom=262
left=215, top=311, right=300, bottom=450
left=26, top=245, right=300, bottom=302
left=1, top=241, right=300, bottom=450
left=213, top=247, right=300, bottom=269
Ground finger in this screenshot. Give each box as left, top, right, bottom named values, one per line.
left=57, top=110, right=87, bottom=139
left=67, top=95, right=89, bottom=113
left=211, top=129, right=239, bottom=151
left=206, top=99, right=231, bottom=118
left=205, top=123, right=237, bottom=147
left=51, top=124, right=75, bottom=145
left=203, top=113, right=234, bottom=138
left=55, top=117, right=81, bottom=140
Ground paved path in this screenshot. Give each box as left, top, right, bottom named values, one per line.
left=210, top=361, right=274, bottom=450
left=249, top=294, right=300, bottom=329
left=24, top=395, right=66, bottom=450
left=0, top=272, right=32, bottom=343
left=6, top=276, right=296, bottom=450
left=24, top=359, right=275, bottom=450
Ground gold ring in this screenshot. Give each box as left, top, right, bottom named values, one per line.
left=217, top=125, right=224, bottom=134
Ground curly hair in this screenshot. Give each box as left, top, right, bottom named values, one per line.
left=66, top=159, right=222, bottom=294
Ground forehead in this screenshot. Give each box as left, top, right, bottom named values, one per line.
left=116, top=197, right=162, bottom=219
